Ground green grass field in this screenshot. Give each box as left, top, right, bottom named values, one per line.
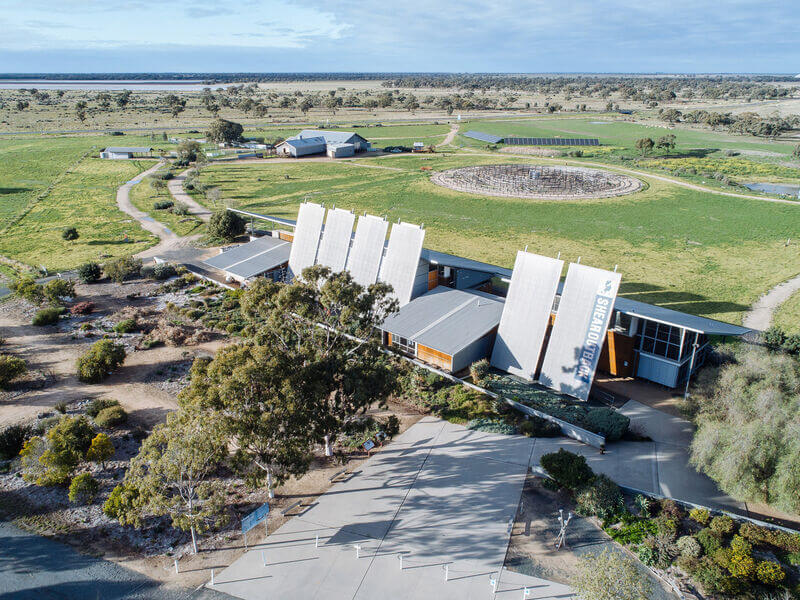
left=189, top=153, right=800, bottom=324
left=0, top=158, right=158, bottom=271
left=773, top=290, right=800, bottom=334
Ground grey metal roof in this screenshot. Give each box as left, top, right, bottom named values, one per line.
left=227, top=209, right=296, bottom=228
left=103, top=147, right=152, bottom=153
left=279, top=136, right=326, bottom=149
left=613, top=296, right=751, bottom=336
left=463, top=131, right=503, bottom=144
left=420, top=249, right=512, bottom=278
left=294, top=129, right=367, bottom=145
left=203, top=236, right=290, bottom=278
left=381, top=287, right=505, bottom=355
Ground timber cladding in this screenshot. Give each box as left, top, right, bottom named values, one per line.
left=417, top=344, right=453, bottom=371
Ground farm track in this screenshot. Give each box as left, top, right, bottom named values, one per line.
left=743, top=272, right=800, bottom=331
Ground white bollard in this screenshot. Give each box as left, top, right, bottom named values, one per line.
left=211, top=569, right=215, bottom=586
left=262, top=550, right=267, bottom=567
left=444, top=564, right=449, bottom=582
left=354, top=544, right=361, bottom=559
left=523, top=587, right=531, bottom=598
left=174, top=558, right=179, bottom=574
left=315, top=534, right=319, bottom=548
left=398, top=554, right=403, bottom=570
left=489, top=575, right=497, bottom=592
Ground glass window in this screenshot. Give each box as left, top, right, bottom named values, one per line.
left=639, top=320, right=682, bottom=362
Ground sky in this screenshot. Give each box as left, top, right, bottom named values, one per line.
left=0, top=0, right=797, bottom=74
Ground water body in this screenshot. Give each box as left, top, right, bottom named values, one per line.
left=744, top=182, right=800, bottom=197
left=0, top=79, right=234, bottom=91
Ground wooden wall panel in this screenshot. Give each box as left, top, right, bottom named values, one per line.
left=417, top=344, right=453, bottom=371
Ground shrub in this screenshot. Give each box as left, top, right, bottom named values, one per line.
left=103, top=483, right=142, bottom=526
left=727, top=548, right=756, bottom=578
left=61, top=227, right=79, bottom=241
left=0, top=354, right=27, bottom=388
left=634, top=494, right=651, bottom=518
left=659, top=498, right=683, bottom=520
left=693, top=557, right=733, bottom=595
left=469, top=358, right=491, bottom=384
left=637, top=544, right=658, bottom=567
left=86, top=433, right=114, bottom=468
left=76, top=340, right=126, bottom=383
left=207, top=209, right=245, bottom=242
left=518, top=415, right=561, bottom=438
left=69, top=301, right=95, bottom=315
left=382, top=415, right=400, bottom=437
left=87, top=398, right=120, bottom=418
left=103, top=256, right=142, bottom=283
left=653, top=516, right=679, bottom=539
left=710, top=515, right=735, bottom=536
left=466, top=418, right=515, bottom=435
left=43, top=279, right=75, bottom=303
left=77, top=262, right=102, bottom=283
left=689, top=507, right=711, bottom=525
left=54, top=401, right=68, bottom=414
left=755, top=561, right=785, bottom=585
left=584, top=407, right=630, bottom=441
left=113, top=319, right=137, bottom=334
left=68, top=473, right=99, bottom=504
left=696, top=528, right=722, bottom=555
left=12, top=278, right=44, bottom=303
left=607, top=519, right=657, bottom=545
left=172, top=202, right=190, bottom=216
left=150, top=263, right=177, bottom=280
left=95, top=405, right=127, bottom=428
left=677, top=535, right=702, bottom=558
left=0, top=424, right=32, bottom=460
left=21, top=416, right=94, bottom=486
left=738, top=521, right=800, bottom=553
left=32, top=307, right=61, bottom=326
left=730, top=534, right=752, bottom=555
left=153, top=200, right=174, bottom=210
left=540, top=449, right=594, bottom=490
left=575, top=474, right=623, bottom=520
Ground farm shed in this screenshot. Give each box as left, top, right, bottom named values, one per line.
left=100, top=146, right=152, bottom=159
left=276, top=137, right=326, bottom=157
left=380, top=287, right=505, bottom=373
left=326, top=143, right=355, bottom=158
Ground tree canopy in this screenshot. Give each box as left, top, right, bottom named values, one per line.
left=206, top=118, right=244, bottom=144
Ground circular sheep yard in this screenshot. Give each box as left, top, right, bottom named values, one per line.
left=430, top=164, right=642, bottom=200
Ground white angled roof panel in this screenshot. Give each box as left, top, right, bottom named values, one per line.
left=538, top=263, right=621, bottom=401
left=379, top=222, right=425, bottom=306
left=490, top=251, right=564, bottom=380
left=287, top=202, right=326, bottom=279
left=316, top=208, right=355, bottom=272
left=346, top=214, right=389, bottom=288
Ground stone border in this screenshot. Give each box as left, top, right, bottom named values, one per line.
left=431, top=164, right=642, bottom=200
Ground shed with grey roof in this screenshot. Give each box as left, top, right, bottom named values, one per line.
left=381, top=287, right=505, bottom=372
left=275, top=137, right=327, bottom=158
left=100, top=147, right=153, bottom=159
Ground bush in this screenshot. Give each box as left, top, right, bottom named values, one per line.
left=692, top=557, right=733, bottom=595
left=763, top=326, right=787, bottom=350
left=150, top=263, right=177, bottom=280
left=469, top=358, right=491, bottom=384
left=696, top=528, right=722, bottom=555
left=68, top=473, right=99, bottom=504
left=689, top=507, right=711, bottom=525
left=12, top=278, right=44, bottom=303
left=382, top=415, right=400, bottom=437
left=540, top=449, right=594, bottom=490
left=207, top=209, right=245, bottom=242
left=518, top=415, right=561, bottom=437
left=103, top=483, right=141, bottom=525
left=77, top=262, right=102, bottom=283
left=653, top=516, right=679, bottom=539
left=659, top=498, right=683, bottom=520
left=677, top=535, right=702, bottom=558
left=583, top=408, right=630, bottom=440
left=0, top=354, right=27, bottom=388
left=43, top=279, right=75, bottom=303
left=69, top=301, right=95, bottom=315
left=756, top=560, right=785, bottom=585
left=103, top=256, right=142, bottom=283
left=95, top=405, right=128, bottom=428
left=575, top=474, right=623, bottom=520
left=76, top=340, right=126, bottom=383
left=710, top=515, right=735, bottom=536
left=86, top=398, right=120, bottom=418
left=172, top=202, right=190, bottom=216
left=634, top=494, right=651, bottom=518
left=466, top=418, right=515, bottom=435
left=0, top=424, right=32, bottom=460
left=54, top=401, right=68, bottom=414
left=113, top=319, right=137, bottom=334
left=738, top=521, right=800, bottom=553
left=32, top=307, right=61, bottom=326
left=607, top=519, right=657, bottom=545
left=153, top=200, right=174, bottom=210
left=637, top=543, right=658, bottom=567
left=61, top=227, right=79, bottom=241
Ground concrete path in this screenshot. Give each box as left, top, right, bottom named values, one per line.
left=743, top=272, right=800, bottom=330
left=210, top=417, right=573, bottom=600
left=0, top=521, right=232, bottom=600
left=167, top=170, right=213, bottom=222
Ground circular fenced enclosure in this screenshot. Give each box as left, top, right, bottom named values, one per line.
left=430, top=164, right=642, bottom=199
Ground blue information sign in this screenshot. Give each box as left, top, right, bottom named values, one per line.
left=242, top=502, right=270, bottom=534
left=363, top=440, right=375, bottom=452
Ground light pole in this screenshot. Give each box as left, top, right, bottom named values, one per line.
left=554, top=509, right=572, bottom=550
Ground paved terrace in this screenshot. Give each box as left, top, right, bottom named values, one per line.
left=210, top=417, right=573, bottom=600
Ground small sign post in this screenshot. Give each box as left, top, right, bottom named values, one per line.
left=363, top=440, right=375, bottom=455
left=241, top=502, right=270, bottom=548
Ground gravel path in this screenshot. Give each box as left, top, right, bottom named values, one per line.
left=743, top=272, right=800, bottom=331
left=167, top=170, right=213, bottom=222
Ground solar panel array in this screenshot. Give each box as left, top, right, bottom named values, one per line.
left=379, top=222, right=426, bottom=306
left=504, top=137, right=600, bottom=146
left=463, top=130, right=504, bottom=144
